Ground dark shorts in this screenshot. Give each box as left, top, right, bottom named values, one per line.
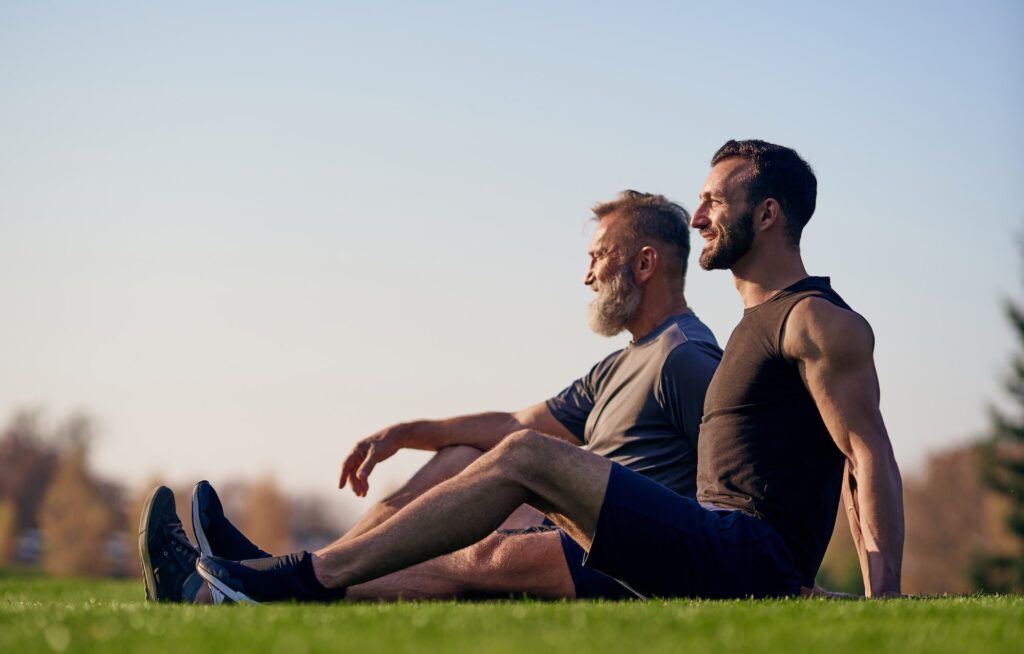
left=496, top=524, right=638, bottom=600
left=582, top=463, right=802, bottom=599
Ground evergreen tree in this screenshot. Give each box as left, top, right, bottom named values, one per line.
left=974, top=253, right=1024, bottom=592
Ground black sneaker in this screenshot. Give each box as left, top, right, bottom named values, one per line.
left=139, top=486, right=203, bottom=602
left=191, top=480, right=271, bottom=560
left=196, top=553, right=347, bottom=604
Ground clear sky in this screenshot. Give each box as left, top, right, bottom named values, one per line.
left=2, top=1, right=1022, bottom=512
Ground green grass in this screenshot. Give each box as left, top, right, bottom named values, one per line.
left=1, top=574, right=1021, bottom=654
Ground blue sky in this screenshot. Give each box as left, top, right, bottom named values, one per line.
left=1, top=2, right=1022, bottom=509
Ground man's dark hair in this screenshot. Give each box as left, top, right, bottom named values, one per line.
left=592, top=190, right=691, bottom=281
left=711, top=139, right=817, bottom=244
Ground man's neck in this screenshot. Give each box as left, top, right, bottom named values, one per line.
left=627, top=296, right=689, bottom=342
left=731, top=247, right=810, bottom=309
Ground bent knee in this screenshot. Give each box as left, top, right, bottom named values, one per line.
left=494, top=429, right=562, bottom=475
left=496, top=429, right=545, bottom=459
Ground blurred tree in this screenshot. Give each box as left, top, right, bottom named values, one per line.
left=973, top=246, right=1024, bottom=592
left=241, top=476, right=291, bottom=555
left=903, top=446, right=1006, bottom=594
left=0, top=411, right=59, bottom=531
left=0, top=497, right=17, bottom=566
left=289, top=493, right=345, bottom=553
left=37, top=418, right=117, bottom=577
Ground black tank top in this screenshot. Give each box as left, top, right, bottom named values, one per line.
left=696, top=276, right=849, bottom=586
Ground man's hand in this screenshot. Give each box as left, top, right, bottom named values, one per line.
left=339, top=425, right=405, bottom=496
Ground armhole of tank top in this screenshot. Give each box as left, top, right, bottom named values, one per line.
left=776, top=292, right=821, bottom=357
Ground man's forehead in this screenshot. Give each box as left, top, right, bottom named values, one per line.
left=590, top=213, right=626, bottom=249
left=703, top=157, right=752, bottom=193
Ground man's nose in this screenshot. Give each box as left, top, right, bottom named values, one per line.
left=583, top=265, right=595, bottom=286
left=691, top=206, right=709, bottom=229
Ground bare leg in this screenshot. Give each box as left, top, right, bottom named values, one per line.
left=312, top=430, right=611, bottom=589
left=343, top=444, right=543, bottom=541
left=347, top=530, right=574, bottom=600
left=343, top=445, right=484, bottom=541
left=193, top=443, right=547, bottom=604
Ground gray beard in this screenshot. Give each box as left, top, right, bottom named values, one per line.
left=587, top=267, right=642, bottom=337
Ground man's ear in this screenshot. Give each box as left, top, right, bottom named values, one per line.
left=634, top=246, right=658, bottom=283
left=756, top=198, right=783, bottom=232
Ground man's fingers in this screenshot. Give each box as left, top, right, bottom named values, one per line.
left=350, top=471, right=368, bottom=496
left=356, top=444, right=380, bottom=483
left=338, top=457, right=357, bottom=489
left=338, top=444, right=368, bottom=489
left=339, top=459, right=353, bottom=489
left=338, top=436, right=393, bottom=496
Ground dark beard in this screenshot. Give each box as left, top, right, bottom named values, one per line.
left=698, top=208, right=756, bottom=270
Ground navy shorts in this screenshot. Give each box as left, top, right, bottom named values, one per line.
left=582, top=463, right=802, bottom=599
left=556, top=529, right=639, bottom=599
left=496, top=523, right=638, bottom=599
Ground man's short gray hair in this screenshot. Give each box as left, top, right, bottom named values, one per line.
left=592, top=190, right=692, bottom=280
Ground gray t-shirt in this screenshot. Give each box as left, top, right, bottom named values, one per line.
left=546, top=312, right=722, bottom=497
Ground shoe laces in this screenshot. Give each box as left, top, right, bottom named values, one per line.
left=160, top=518, right=197, bottom=565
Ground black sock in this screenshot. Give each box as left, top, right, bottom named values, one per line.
left=296, top=551, right=331, bottom=593
left=236, top=552, right=344, bottom=600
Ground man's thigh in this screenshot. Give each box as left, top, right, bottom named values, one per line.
left=583, top=463, right=802, bottom=599
left=495, top=430, right=613, bottom=547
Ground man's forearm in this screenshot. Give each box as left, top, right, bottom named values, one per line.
left=851, top=452, right=904, bottom=597
left=396, top=412, right=525, bottom=453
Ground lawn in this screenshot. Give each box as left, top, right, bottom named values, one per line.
left=1, top=573, right=1021, bottom=654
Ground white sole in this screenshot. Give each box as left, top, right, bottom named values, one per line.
left=196, top=563, right=259, bottom=605
left=191, top=488, right=225, bottom=606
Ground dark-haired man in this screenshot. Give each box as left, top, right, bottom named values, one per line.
left=690, top=140, right=903, bottom=596
left=186, top=140, right=903, bottom=602
left=140, top=191, right=723, bottom=602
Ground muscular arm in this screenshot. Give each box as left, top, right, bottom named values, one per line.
left=339, top=402, right=581, bottom=494
left=784, top=298, right=904, bottom=597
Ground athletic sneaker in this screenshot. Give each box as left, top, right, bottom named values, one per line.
left=138, top=486, right=203, bottom=602
left=191, top=480, right=271, bottom=605
left=196, top=552, right=347, bottom=604
left=191, top=480, right=271, bottom=560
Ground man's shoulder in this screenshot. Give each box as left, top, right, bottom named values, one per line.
left=654, top=315, right=723, bottom=386
left=784, top=297, right=874, bottom=364
left=588, top=313, right=721, bottom=382
left=661, top=313, right=723, bottom=358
